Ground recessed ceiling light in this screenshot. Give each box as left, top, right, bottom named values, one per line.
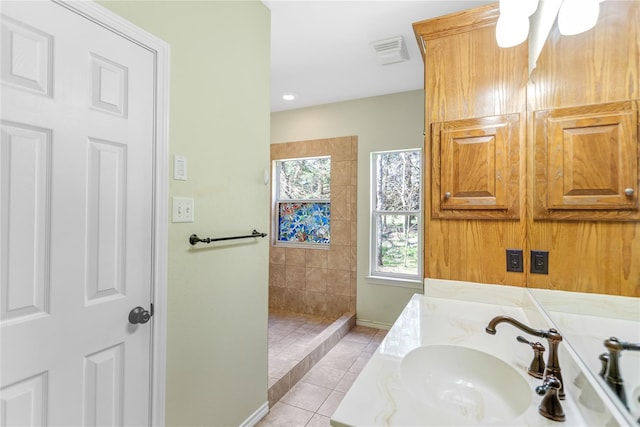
left=282, top=93, right=296, bottom=101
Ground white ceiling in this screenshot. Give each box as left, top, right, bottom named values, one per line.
left=265, top=1, right=494, bottom=112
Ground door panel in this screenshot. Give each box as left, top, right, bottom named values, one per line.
left=533, top=101, right=639, bottom=220
left=432, top=114, right=521, bottom=219
left=1, top=2, right=155, bottom=425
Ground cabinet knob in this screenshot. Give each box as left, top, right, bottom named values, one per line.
left=444, top=192, right=452, bottom=199
left=624, top=188, right=634, bottom=196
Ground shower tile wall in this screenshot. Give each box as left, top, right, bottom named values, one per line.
left=270, top=136, right=357, bottom=318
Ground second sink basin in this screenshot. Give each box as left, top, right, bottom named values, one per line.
left=400, top=345, right=532, bottom=424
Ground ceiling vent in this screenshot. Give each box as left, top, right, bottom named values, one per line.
left=371, top=36, right=410, bottom=65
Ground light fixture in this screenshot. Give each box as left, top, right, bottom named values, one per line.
left=496, top=0, right=603, bottom=48
left=496, top=13, right=530, bottom=48
left=496, top=0, right=539, bottom=48
left=558, top=0, right=602, bottom=36
left=282, top=93, right=296, bottom=101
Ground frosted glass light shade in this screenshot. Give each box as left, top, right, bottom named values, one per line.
left=558, top=0, right=601, bottom=36
left=496, top=0, right=539, bottom=48
left=496, top=14, right=530, bottom=47
left=521, top=0, right=540, bottom=17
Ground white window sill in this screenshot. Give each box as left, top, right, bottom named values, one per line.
left=274, top=242, right=330, bottom=250
left=365, top=275, right=423, bottom=291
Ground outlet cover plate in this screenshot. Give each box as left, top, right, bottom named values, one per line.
left=506, top=249, right=523, bottom=272
left=531, top=250, right=549, bottom=275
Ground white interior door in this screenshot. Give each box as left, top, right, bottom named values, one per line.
left=1, top=1, right=156, bottom=425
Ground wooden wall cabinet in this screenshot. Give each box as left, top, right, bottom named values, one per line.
left=414, top=1, right=640, bottom=296
left=432, top=114, right=520, bottom=219
left=533, top=101, right=639, bottom=220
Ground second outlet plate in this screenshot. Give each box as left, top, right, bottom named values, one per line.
left=531, top=250, right=549, bottom=274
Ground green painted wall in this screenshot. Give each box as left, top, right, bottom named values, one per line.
left=98, top=1, right=270, bottom=425
left=271, top=90, right=425, bottom=327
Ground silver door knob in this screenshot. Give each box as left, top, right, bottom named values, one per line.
left=129, top=306, right=152, bottom=324
left=624, top=188, right=634, bottom=196
left=444, top=192, right=452, bottom=199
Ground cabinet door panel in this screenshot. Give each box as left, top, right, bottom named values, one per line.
left=432, top=114, right=520, bottom=219
left=534, top=101, right=639, bottom=220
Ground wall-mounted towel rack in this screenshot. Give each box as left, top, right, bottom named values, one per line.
left=189, top=230, right=267, bottom=245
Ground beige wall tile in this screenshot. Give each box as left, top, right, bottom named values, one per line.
left=329, top=137, right=354, bottom=161
left=326, top=294, right=350, bottom=318
left=306, top=249, right=328, bottom=269
left=349, top=246, right=357, bottom=272
left=328, top=246, right=351, bottom=271
left=350, top=160, right=357, bottom=186
left=270, top=246, right=286, bottom=265
left=349, top=137, right=357, bottom=160
left=270, top=264, right=285, bottom=288
left=304, top=292, right=327, bottom=317
left=306, top=268, right=327, bottom=293
left=331, top=161, right=351, bottom=186
left=331, top=186, right=348, bottom=220
left=330, top=220, right=349, bottom=245
left=286, top=265, right=306, bottom=289
left=350, top=221, right=357, bottom=245
left=350, top=272, right=357, bottom=297
left=327, top=270, right=350, bottom=296
left=269, top=286, right=285, bottom=311
left=286, top=247, right=306, bottom=266
left=284, top=288, right=305, bottom=313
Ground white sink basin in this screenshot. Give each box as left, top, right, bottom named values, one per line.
left=400, top=345, right=532, bottom=424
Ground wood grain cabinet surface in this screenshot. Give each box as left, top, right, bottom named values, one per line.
left=414, top=1, right=640, bottom=296
left=432, top=114, right=520, bottom=219
left=534, top=101, right=639, bottom=220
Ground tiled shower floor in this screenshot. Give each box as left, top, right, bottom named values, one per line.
left=268, top=311, right=335, bottom=389
left=261, top=311, right=387, bottom=426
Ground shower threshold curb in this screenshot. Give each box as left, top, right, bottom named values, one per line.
left=267, top=312, right=356, bottom=407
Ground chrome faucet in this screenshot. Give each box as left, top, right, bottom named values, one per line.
left=600, top=337, right=640, bottom=409
left=486, top=316, right=565, bottom=400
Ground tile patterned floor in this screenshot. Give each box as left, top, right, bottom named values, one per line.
left=259, top=321, right=387, bottom=427
left=268, top=312, right=335, bottom=388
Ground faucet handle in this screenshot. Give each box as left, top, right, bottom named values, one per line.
left=602, top=336, right=640, bottom=410
left=517, top=335, right=546, bottom=379
left=536, top=375, right=565, bottom=422
left=598, top=352, right=609, bottom=378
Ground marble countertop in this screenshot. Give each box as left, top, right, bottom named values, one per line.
left=331, top=279, right=631, bottom=426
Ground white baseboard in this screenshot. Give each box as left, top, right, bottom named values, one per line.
left=356, top=318, right=392, bottom=330
left=240, top=401, right=269, bottom=427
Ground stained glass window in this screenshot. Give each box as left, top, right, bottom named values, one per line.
left=275, top=157, right=331, bottom=245
left=277, top=202, right=330, bottom=244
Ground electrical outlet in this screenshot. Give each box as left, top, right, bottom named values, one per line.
left=172, top=197, right=194, bottom=223
left=506, top=249, right=523, bottom=272
left=531, top=250, right=549, bottom=275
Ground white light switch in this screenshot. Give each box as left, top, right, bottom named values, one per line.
left=172, top=197, right=194, bottom=223
left=174, top=155, right=187, bottom=181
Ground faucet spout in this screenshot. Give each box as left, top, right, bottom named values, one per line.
left=485, top=315, right=547, bottom=337
left=486, top=315, right=565, bottom=400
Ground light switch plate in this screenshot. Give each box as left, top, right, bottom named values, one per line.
left=174, top=155, right=187, bottom=181
left=172, top=197, right=194, bottom=223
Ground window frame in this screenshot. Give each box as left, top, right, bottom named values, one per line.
left=272, top=156, right=331, bottom=249
left=369, top=148, right=423, bottom=286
